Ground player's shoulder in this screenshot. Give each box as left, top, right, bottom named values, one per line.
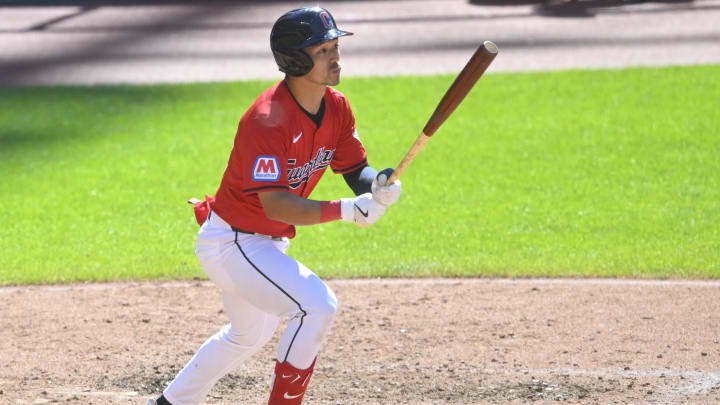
left=245, top=81, right=294, bottom=128
left=325, top=86, right=351, bottom=109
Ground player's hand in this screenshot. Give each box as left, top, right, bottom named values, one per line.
left=340, top=193, right=386, bottom=228
left=371, top=168, right=402, bottom=207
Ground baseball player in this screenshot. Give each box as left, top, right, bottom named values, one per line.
left=146, top=6, right=401, bottom=405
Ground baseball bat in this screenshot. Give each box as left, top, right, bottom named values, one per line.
left=386, top=41, right=498, bottom=185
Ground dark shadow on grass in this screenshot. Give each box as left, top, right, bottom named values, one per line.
left=0, top=128, right=63, bottom=150
left=0, top=127, right=87, bottom=170
left=0, top=85, right=185, bottom=155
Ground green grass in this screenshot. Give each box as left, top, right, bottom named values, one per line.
left=1, top=65, right=719, bottom=284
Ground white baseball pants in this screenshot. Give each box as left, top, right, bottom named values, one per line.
left=163, top=211, right=338, bottom=405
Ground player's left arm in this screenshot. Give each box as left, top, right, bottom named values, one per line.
left=343, top=165, right=402, bottom=207
left=333, top=96, right=402, bottom=205
left=342, top=165, right=375, bottom=195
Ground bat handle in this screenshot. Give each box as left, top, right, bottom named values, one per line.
left=385, top=169, right=401, bottom=186
left=386, top=131, right=431, bottom=185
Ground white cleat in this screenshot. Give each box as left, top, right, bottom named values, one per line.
left=145, top=399, right=158, bottom=405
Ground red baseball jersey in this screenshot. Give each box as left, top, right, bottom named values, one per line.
left=210, top=80, right=368, bottom=238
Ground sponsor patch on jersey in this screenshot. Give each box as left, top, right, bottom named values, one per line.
left=252, top=156, right=280, bottom=182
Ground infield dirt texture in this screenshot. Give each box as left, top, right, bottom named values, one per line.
left=2, top=1, right=720, bottom=404
left=1, top=279, right=719, bottom=404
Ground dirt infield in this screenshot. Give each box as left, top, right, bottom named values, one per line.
left=1, top=279, right=719, bottom=404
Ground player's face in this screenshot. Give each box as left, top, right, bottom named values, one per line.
left=304, top=39, right=341, bottom=86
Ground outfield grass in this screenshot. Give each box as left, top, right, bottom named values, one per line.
left=1, top=65, right=718, bottom=284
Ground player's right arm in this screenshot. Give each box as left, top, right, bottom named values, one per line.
left=238, top=109, right=386, bottom=228
left=258, top=191, right=328, bottom=225
left=258, top=190, right=386, bottom=228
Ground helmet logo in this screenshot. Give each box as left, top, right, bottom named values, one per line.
left=319, top=11, right=334, bottom=29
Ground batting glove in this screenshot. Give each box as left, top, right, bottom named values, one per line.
left=371, top=168, right=402, bottom=207
left=340, top=193, right=386, bottom=228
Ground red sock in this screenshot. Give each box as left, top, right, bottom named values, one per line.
left=268, top=358, right=317, bottom=405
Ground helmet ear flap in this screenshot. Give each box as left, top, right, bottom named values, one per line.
left=273, top=48, right=313, bottom=77
left=271, top=18, right=314, bottom=77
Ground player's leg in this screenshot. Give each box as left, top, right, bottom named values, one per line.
left=162, top=292, right=279, bottom=405
left=160, top=211, right=337, bottom=405
left=229, top=235, right=338, bottom=404
left=155, top=216, right=280, bottom=405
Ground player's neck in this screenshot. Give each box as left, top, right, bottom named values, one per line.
left=285, top=77, right=326, bottom=115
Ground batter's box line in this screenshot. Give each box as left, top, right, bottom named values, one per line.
left=42, top=387, right=141, bottom=399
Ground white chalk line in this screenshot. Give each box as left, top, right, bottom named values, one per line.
left=482, top=367, right=720, bottom=395
left=52, top=388, right=140, bottom=398
left=13, top=388, right=141, bottom=403
left=2, top=278, right=720, bottom=295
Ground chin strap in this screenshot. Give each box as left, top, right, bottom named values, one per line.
left=268, top=357, right=317, bottom=405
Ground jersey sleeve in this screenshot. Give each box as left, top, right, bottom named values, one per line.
left=330, top=96, right=368, bottom=174
left=237, top=119, right=290, bottom=194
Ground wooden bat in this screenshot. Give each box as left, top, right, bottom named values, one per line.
left=386, top=41, right=498, bottom=185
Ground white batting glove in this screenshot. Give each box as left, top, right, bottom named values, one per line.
left=340, top=193, right=386, bottom=228
left=371, top=168, right=402, bottom=207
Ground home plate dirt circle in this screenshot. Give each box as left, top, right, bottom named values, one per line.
left=1, top=278, right=719, bottom=404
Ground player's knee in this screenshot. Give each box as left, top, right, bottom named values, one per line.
left=323, top=287, right=339, bottom=316
left=322, top=296, right=338, bottom=319
left=311, top=292, right=338, bottom=327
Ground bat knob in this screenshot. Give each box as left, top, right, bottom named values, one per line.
left=483, top=41, right=498, bottom=54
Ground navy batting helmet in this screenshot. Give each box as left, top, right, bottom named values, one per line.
left=270, top=7, right=353, bottom=77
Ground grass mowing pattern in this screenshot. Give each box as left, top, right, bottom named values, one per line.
left=0, top=65, right=718, bottom=284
